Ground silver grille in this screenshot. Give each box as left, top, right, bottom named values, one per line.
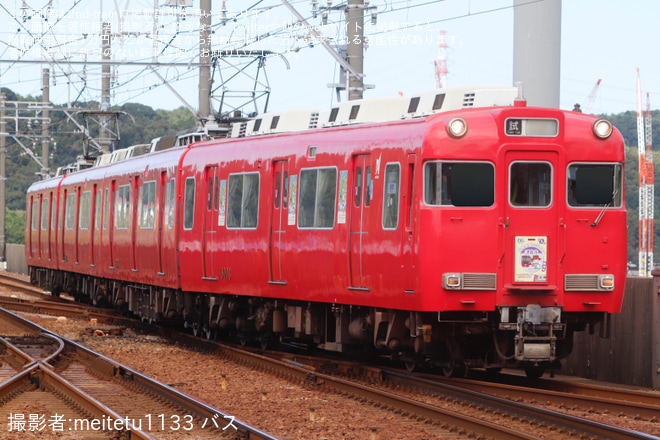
left=462, top=273, right=497, bottom=290
left=564, top=274, right=600, bottom=291
left=308, top=112, right=320, bottom=129
left=462, top=92, right=476, bottom=107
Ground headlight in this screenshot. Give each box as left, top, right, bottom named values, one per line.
left=598, top=274, right=614, bottom=290
left=443, top=273, right=462, bottom=289
left=447, top=118, right=467, bottom=138
left=593, top=119, right=613, bottom=139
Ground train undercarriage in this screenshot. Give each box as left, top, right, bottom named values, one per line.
left=30, top=267, right=607, bottom=379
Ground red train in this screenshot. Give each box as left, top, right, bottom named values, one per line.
left=25, top=86, right=627, bottom=378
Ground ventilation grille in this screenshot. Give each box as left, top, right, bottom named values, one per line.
left=462, top=92, right=476, bottom=107
left=564, top=274, right=600, bottom=291
left=462, top=273, right=497, bottom=290
left=308, top=112, right=320, bottom=129
left=237, top=122, right=247, bottom=138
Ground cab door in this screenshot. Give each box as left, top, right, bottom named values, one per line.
left=502, top=150, right=558, bottom=289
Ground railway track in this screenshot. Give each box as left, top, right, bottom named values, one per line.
left=2, top=274, right=658, bottom=439
left=0, top=307, right=276, bottom=439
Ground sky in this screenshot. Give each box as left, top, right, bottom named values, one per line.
left=0, top=0, right=656, bottom=119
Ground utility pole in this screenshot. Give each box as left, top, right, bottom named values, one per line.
left=199, top=0, right=212, bottom=122
left=41, top=68, right=50, bottom=178
left=100, top=22, right=112, bottom=153
left=0, top=94, right=5, bottom=264
left=346, top=0, right=365, bottom=100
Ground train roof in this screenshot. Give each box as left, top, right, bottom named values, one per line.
left=229, top=85, right=519, bottom=138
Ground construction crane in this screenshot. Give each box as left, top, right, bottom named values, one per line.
left=637, top=68, right=654, bottom=277
left=583, top=78, right=602, bottom=114
left=434, top=30, right=448, bottom=89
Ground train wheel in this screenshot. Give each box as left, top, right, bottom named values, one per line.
left=524, top=365, right=545, bottom=379
left=442, top=361, right=467, bottom=378
left=203, top=327, right=212, bottom=340
left=404, top=359, right=417, bottom=373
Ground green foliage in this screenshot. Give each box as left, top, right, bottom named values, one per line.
left=5, top=209, right=25, bottom=245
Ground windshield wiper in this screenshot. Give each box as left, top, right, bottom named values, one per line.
left=591, top=189, right=618, bottom=227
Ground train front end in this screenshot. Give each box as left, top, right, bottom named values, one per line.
left=418, top=100, right=627, bottom=376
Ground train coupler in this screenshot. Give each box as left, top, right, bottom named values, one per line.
left=499, top=305, right=561, bottom=362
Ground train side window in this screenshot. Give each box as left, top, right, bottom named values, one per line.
left=425, top=161, right=494, bottom=207
left=275, top=171, right=281, bottom=208
left=382, top=163, right=400, bottom=229
left=365, top=166, right=372, bottom=206
left=40, top=198, right=49, bottom=230
left=510, top=162, right=551, bottom=207
left=31, top=199, right=39, bottom=231
left=166, top=178, right=176, bottom=229
left=183, top=177, right=196, bottom=230
left=79, top=191, right=91, bottom=230
left=567, top=163, right=622, bottom=207
left=65, top=193, right=76, bottom=230
left=355, top=167, right=363, bottom=207
left=227, top=172, right=260, bottom=229
left=115, top=185, right=130, bottom=229
left=298, top=167, right=337, bottom=229
left=103, top=188, right=109, bottom=230
left=140, top=181, right=156, bottom=229
left=283, top=171, right=289, bottom=209
left=95, top=192, right=102, bottom=230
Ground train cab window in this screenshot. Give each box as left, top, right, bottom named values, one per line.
left=382, top=163, right=400, bottom=229
left=115, top=185, right=130, bottom=229
left=510, top=162, right=551, bottom=207
left=79, top=191, right=91, bottom=230
left=139, top=181, right=156, bottom=229
left=298, top=167, right=337, bottom=229
left=31, top=199, right=39, bottom=231
left=424, top=161, right=494, bottom=207
left=65, top=193, right=76, bottom=230
left=227, top=173, right=260, bottom=229
left=567, top=163, right=622, bottom=207
left=183, top=178, right=196, bottom=230
left=41, top=198, right=49, bottom=230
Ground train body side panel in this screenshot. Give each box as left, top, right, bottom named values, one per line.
left=177, top=121, right=429, bottom=310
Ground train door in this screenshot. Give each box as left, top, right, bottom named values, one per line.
left=28, top=195, right=38, bottom=259
left=109, top=181, right=116, bottom=268
left=90, top=185, right=98, bottom=266
left=401, top=154, right=417, bottom=293
left=48, top=191, right=55, bottom=261
left=131, top=176, right=140, bottom=271
left=203, top=166, right=220, bottom=279
left=157, top=171, right=167, bottom=275
left=349, top=154, right=372, bottom=289
left=269, top=160, right=288, bottom=284
left=502, top=151, right=558, bottom=287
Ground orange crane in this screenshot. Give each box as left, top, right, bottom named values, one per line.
left=637, top=68, right=654, bottom=276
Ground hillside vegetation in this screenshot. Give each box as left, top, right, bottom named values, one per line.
left=3, top=86, right=659, bottom=264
